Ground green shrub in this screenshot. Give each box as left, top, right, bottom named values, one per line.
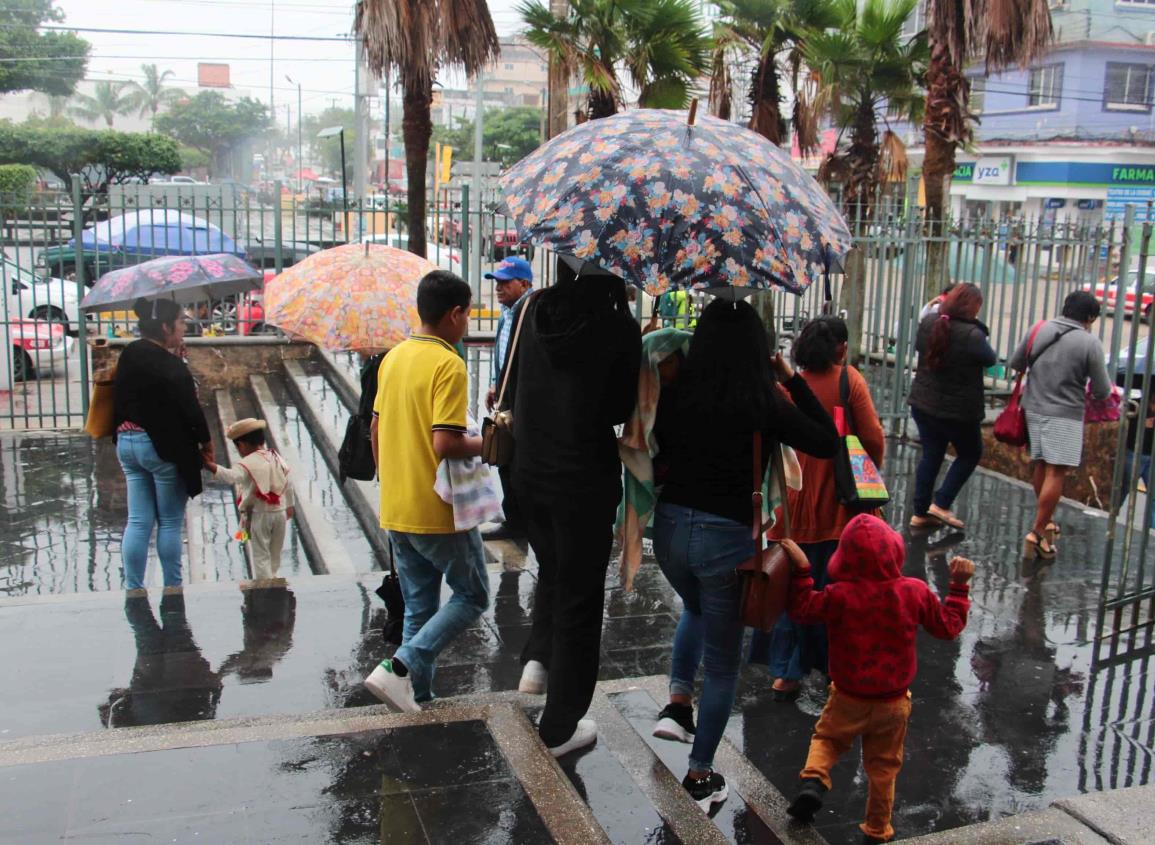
left=0, top=163, right=37, bottom=218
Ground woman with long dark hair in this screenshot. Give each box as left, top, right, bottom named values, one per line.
left=114, top=298, right=213, bottom=589
left=908, top=283, right=998, bottom=530
left=762, top=316, right=885, bottom=700
left=649, top=298, right=838, bottom=811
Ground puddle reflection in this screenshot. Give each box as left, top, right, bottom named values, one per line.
left=101, top=585, right=297, bottom=729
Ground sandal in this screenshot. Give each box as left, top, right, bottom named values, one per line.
left=928, top=505, right=965, bottom=530
left=1045, top=522, right=1061, bottom=547
left=771, top=679, right=802, bottom=702
left=909, top=513, right=942, bottom=530
left=1023, top=531, right=1056, bottom=561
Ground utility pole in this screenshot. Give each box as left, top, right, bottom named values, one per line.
left=286, top=75, right=303, bottom=192
left=269, top=0, right=275, bottom=179
left=547, top=0, right=569, bottom=138
left=354, top=35, right=369, bottom=209
left=472, top=70, right=485, bottom=288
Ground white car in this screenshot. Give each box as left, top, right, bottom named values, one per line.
left=2, top=256, right=82, bottom=335
left=10, top=318, right=75, bottom=381
left=357, top=233, right=463, bottom=274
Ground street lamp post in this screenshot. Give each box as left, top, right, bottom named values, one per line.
left=286, top=75, right=302, bottom=192
left=318, top=125, right=348, bottom=241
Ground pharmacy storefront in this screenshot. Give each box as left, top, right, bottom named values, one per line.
left=949, top=149, right=1155, bottom=224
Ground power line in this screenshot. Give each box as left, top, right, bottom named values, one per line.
left=17, top=24, right=354, bottom=42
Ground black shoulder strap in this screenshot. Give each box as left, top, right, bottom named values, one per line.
left=1027, top=323, right=1077, bottom=368
left=839, top=365, right=857, bottom=435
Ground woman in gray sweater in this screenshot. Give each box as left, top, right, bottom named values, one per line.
left=1008, top=291, right=1112, bottom=559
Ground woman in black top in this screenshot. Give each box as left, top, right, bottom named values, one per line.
left=114, top=298, right=212, bottom=589
left=649, top=298, right=838, bottom=811
left=907, top=283, right=998, bottom=531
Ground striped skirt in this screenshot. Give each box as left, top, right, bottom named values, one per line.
left=1025, top=411, right=1085, bottom=467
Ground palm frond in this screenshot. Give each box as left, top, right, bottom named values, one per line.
left=877, top=129, right=908, bottom=183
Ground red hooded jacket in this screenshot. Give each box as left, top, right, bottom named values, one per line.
left=788, top=513, right=970, bottom=700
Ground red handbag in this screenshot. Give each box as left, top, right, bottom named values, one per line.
left=994, top=321, right=1045, bottom=447
left=736, top=432, right=792, bottom=632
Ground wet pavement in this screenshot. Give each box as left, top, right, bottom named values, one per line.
left=0, top=433, right=1152, bottom=843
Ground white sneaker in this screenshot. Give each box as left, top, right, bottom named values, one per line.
left=548, top=718, right=598, bottom=758
left=518, top=660, right=548, bottom=694
left=363, top=658, right=420, bottom=713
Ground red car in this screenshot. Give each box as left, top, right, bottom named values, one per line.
left=209, top=271, right=275, bottom=336
left=1085, top=268, right=1155, bottom=322
left=10, top=318, right=74, bottom=381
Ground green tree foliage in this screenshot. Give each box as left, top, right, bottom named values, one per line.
left=300, top=106, right=357, bottom=179
left=432, top=107, right=543, bottom=169
left=806, top=0, right=926, bottom=219
left=178, top=145, right=212, bottom=172
left=153, top=92, right=273, bottom=175
left=123, top=64, right=185, bottom=122
left=519, top=0, right=710, bottom=119
left=69, top=80, right=134, bottom=128
left=0, top=122, right=180, bottom=195
left=0, top=0, right=90, bottom=96
left=0, top=164, right=38, bottom=218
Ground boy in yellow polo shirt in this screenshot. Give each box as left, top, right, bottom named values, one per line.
left=363, top=270, right=490, bottom=712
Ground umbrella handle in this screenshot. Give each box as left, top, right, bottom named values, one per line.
left=687, top=99, right=699, bottom=127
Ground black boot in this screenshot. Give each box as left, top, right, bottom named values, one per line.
left=786, top=777, right=827, bottom=823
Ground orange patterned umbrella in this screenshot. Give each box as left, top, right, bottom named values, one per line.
left=263, top=243, right=433, bottom=351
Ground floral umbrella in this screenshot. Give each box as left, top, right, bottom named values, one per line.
left=262, top=243, right=433, bottom=351
left=80, top=253, right=262, bottom=312
left=500, top=109, right=852, bottom=296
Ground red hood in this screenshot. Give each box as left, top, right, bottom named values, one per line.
left=827, top=513, right=905, bottom=583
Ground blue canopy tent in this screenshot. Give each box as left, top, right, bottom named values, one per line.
left=74, top=210, right=246, bottom=259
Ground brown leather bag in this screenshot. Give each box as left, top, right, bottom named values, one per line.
left=481, top=293, right=533, bottom=467
left=736, top=431, right=792, bottom=632
left=84, top=364, right=118, bottom=439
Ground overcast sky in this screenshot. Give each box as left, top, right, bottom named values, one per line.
left=54, top=0, right=529, bottom=120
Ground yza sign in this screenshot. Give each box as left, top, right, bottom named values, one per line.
left=972, top=156, right=1014, bottom=186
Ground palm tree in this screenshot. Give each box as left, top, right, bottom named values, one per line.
left=69, top=81, right=133, bottom=128
left=124, top=64, right=185, bottom=124
left=714, top=0, right=838, bottom=148
left=355, top=0, right=500, bottom=259
left=519, top=0, right=710, bottom=120
left=806, top=0, right=927, bottom=221
left=922, top=0, right=1051, bottom=285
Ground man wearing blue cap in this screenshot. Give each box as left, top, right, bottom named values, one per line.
left=482, top=256, right=533, bottom=541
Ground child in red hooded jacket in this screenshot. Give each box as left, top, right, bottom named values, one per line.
left=782, top=513, right=973, bottom=844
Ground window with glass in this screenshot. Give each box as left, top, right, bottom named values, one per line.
left=1105, top=63, right=1152, bottom=110
left=1028, top=65, right=1063, bottom=107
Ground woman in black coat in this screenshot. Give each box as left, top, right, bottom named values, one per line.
left=907, top=283, right=998, bottom=530
left=114, top=298, right=212, bottom=589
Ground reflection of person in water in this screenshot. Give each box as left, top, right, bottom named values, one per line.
left=100, top=586, right=298, bottom=728
left=217, top=586, right=297, bottom=682
left=970, top=563, right=1083, bottom=794
left=101, top=591, right=223, bottom=728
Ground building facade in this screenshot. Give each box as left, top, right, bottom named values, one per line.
left=943, top=0, right=1155, bottom=223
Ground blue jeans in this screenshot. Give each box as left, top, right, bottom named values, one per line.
left=654, top=502, right=754, bottom=773
left=764, top=540, right=837, bottom=681
left=389, top=529, right=490, bottom=703
left=1120, top=451, right=1155, bottom=532
left=117, top=430, right=188, bottom=590
left=910, top=406, right=983, bottom=515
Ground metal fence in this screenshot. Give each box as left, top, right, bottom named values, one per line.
left=0, top=179, right=1149, bottom=429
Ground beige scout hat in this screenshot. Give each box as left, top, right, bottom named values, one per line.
left=225, top=418, right=267, bottom=441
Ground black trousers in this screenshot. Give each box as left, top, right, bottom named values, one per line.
left=497, top=463, right=524, bottom=530
left=517, top=479, right=618, bottom=747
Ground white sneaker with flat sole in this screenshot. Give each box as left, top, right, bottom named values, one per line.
left=548, top=718, right=597, bottom=757
left=519, top=660, right=548, bottom=694
left=364, top=659, right=420, bottom=713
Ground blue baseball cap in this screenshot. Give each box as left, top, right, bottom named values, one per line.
left=484, top=256, right=534, bottom=283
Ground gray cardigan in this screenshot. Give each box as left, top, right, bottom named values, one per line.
left=1009, top=317, right=1112, bottom=421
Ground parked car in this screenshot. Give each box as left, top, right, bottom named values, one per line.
left=244, top=239, right=322, bottom=270
left=210, top=271, right=277, bottom=336
left=1084, top=264, right=1155, bottom=323
left=487, top=228, right=530, bottom=261
left=2, top=256, right=82, bottom=335
left=10, top=318, right=74, bottom=381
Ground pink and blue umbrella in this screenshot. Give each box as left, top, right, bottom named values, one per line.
left=80, top=253, right=263, bottom=312
left=500, top=109, right=851, bottom=296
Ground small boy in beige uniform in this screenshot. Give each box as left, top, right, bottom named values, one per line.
left=205, top=419, right=294, bottom=580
